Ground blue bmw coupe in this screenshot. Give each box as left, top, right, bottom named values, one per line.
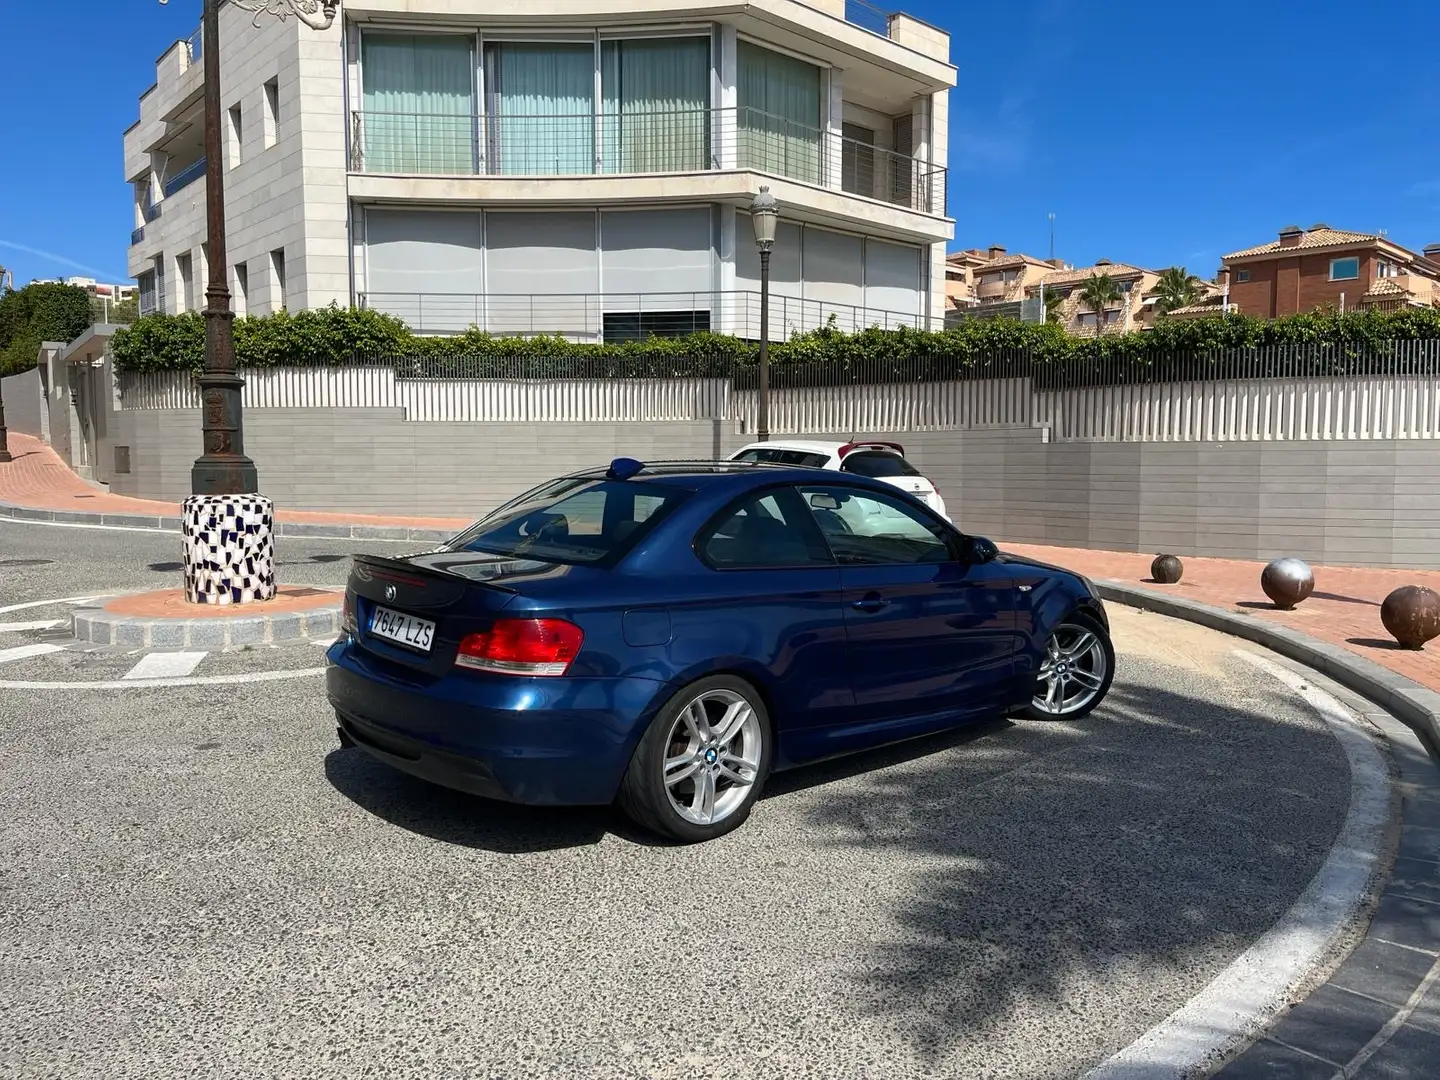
left=327, top=458, right=1114, bottom=842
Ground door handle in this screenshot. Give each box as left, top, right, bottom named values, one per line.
left=852, top=593, right=889, bottom=613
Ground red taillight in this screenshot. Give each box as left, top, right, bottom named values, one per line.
left=341, top=592, right=356, bottom=633
left=455, top=618, right=584, bottom=677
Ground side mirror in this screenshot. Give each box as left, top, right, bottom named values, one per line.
left=966, top=535, right=999, bottom=563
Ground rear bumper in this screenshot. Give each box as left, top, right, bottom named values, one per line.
left=326, top=640, right=667, bottom=806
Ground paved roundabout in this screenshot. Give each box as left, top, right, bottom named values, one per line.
left=0, top=517, right=1409, bottom=1078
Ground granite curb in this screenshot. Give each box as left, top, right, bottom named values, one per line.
left=1095, top=580, right=1440, bottom=755
left=70, top=597, right=342, bottom=650
left=0, top=500, right=456, bottom=544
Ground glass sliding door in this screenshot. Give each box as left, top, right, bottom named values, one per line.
left=486, top=43, right=595, bottom=175
left=736, top=42, right=823, bottom=185
left=599, top=37, right=710, bottom=174
left=361, top=33, right=475, bottom=174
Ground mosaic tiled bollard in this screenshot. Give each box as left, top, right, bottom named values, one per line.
left=182, top=494, right=277, bottom=605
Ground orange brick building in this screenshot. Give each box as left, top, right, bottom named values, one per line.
left=1221, top=225, right=1440, bottom=318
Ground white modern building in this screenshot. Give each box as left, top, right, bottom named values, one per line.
left=125, top=0, right=955, bottom=342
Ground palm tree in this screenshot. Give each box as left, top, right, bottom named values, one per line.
left=1153, top=266, right=1207, bottom=315
left=1041, top=287, right=1066, bottom=324
left=1076, top=273, right=1123, bottom=337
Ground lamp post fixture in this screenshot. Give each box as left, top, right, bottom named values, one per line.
left=159, top=0, right=339, bottom=495
left=750, top=185, right=778, bottom=443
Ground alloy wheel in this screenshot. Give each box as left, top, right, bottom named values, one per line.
left=1032, top=623, right=1109, bottom=717
left=662, top=688, right=763, bottom=826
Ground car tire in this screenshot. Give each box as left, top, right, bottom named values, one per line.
left=1021, top=611, right=1115, bottom=722
left=618, top=675, right=774, bottom=843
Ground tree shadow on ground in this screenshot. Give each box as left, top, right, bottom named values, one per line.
left=797, top=677, right=1352, bottom=1067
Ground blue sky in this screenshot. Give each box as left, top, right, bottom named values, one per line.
left=1, top=0, right=1437, bottom=288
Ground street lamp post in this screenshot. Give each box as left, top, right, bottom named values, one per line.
left=160, top=0, right=339, bottom=495
left=750, top=186, right=778, bottom=443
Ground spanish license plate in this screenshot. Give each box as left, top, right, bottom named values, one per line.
left=369, top=605, right=436, bottom=652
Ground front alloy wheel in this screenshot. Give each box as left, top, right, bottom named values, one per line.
left=1028, top=616, right=1114, bottom=720
left=619, top=676, right=771, bottom=842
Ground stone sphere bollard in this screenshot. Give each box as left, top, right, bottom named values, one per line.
left=1380, top=586, right=1440, bottom=650
left=1260, top=557, right=1315, bottom=610
left=182, top=493, right=277, bottom=605
left=1151, top=554, right=1184, bottom=584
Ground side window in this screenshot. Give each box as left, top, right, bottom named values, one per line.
left=698, top=489, right=834, bottom=569
left=799, top=486, right=954, bottom=566
left=839, top=450, right=920, bottom=478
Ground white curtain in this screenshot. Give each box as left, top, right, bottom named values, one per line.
left=361, top=33, right=475, bottom=174
left=736, top=42, right=823, bottom=185
left=488, top=43, right=595, bottom=175
left=600, top=38, right=710, bottom=174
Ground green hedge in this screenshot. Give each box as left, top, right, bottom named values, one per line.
left=109, top=302, right=1440, bottom=376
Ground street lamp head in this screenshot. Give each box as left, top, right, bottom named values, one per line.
left=751, top=185, right=779, bottom=251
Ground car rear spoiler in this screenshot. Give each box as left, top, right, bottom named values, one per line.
left=838, top=440, right=905, bottom=458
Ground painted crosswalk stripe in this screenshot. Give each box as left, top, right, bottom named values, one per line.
left=0, top=643, right=66, bottom=665
left=0, top=619, right=64, bottom=633
left=0, top=596, right=101, bottom=616
left=122, top=652, right=208, bottom=681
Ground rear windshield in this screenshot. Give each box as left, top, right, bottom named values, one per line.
left=839, top=450, right=920, bottom=478
left=447, top=478, right=688, bottom=565
left=733, top=447, right=831, bottom=469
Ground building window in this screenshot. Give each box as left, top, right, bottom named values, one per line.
left=1329, top=257, right=1360, bottom=281
left=840, top=122, right=876, bottom=198
left=270, top=248, right=286, bottom=310
left=175, top=252, right=193, bottom=313
left=263, top=78, right=279, bottom=149
left=598, top=38, right=711, bottom=174
left=736, top=41, right=823, bottom=185
left=362, top=33, right=476, bottom=174
left=1235, top=269, right=1250, bottom=283
left=153, top=255, right=166, bottom=313
left=234, top=262, right=249, bottom=316
left=138, top=270, right=157, bottom=316
left=1376, top=260, right=1398, bottom=278
left=602, top=309, right=710, bottom=344
left=227, top=103, right=243, bottom=168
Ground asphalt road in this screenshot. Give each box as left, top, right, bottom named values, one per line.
left=0, top=519, right=1356, bottom=1079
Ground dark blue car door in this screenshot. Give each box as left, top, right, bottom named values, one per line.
left=797, top=484, right=1017, bottom=737
left=671, top=487, right=854, bottom=759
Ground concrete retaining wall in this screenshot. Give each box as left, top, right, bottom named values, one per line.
left=96, top=405, right=1440, bottom=569
left=1, top=368, right=45, bottom=439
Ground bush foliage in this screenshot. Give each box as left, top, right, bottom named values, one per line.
left=110, top=302, right=1440, bottom=377
left=0, top=282, right=95, bottom=375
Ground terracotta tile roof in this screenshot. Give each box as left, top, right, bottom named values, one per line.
left=980, top=254, right=1052, bottom=271
left=1363, top=278, right=1408, bottom=297
left=1165, top=298, right=1230, bottom=315
left=1224, top=228, right=1380, bottom=259
left=1041, top=263, right=1148, bottom=287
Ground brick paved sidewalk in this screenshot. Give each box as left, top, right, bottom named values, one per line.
left=0, top=433, right=470, bottom=531
left=1006, top=543, right=1440, bottom=695
left=6, top=430, right=1438, bottom=692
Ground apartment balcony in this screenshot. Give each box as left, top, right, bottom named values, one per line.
left=163, top=157, right=206, bottom=199
left=359, top=289, right=930, bottom=339
left=349, top=106, right=947, bottom=233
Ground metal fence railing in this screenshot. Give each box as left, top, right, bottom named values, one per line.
left=163, top=158, right=205, bottom=198
left=349, top=106, right=946, bottom=215
left=844, top=0, right=895, bottom=35
left=358, top=290, right=931, bottom=339
left=115, top=340, right=1440, bottom=441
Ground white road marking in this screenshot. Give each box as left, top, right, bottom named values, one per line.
left=0, top=619, right=63, bottom=633
left=1082, top=649, right=1391, bottom=1080
left=0, top=595, right=102, bottom=616
left=0, top=666, right=327, bottom=691
left=0, top=643, right=67, bottom=665
left=122, top=651, right=207, bottom=680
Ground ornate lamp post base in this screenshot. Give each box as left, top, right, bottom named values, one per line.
left=191, top=370, right=258, bottom=495
left=182, top=493, right=277, bottom=605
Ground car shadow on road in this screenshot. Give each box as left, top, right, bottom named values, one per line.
left=794, top=677, right=1354, bottom=1067
left=322, top=747, right=636, bottom=853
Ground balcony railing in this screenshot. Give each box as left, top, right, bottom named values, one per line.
left=131, top=227, right=145, bottom=246
left=186, top=25, right=204, bottom=67
left=163, top=158, right=206, bottom=198
left=844, top=0, right=895, bottom=35
left=350, top=106, right=947, bottom=216
left=359, top=289, right=931, bottom=339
